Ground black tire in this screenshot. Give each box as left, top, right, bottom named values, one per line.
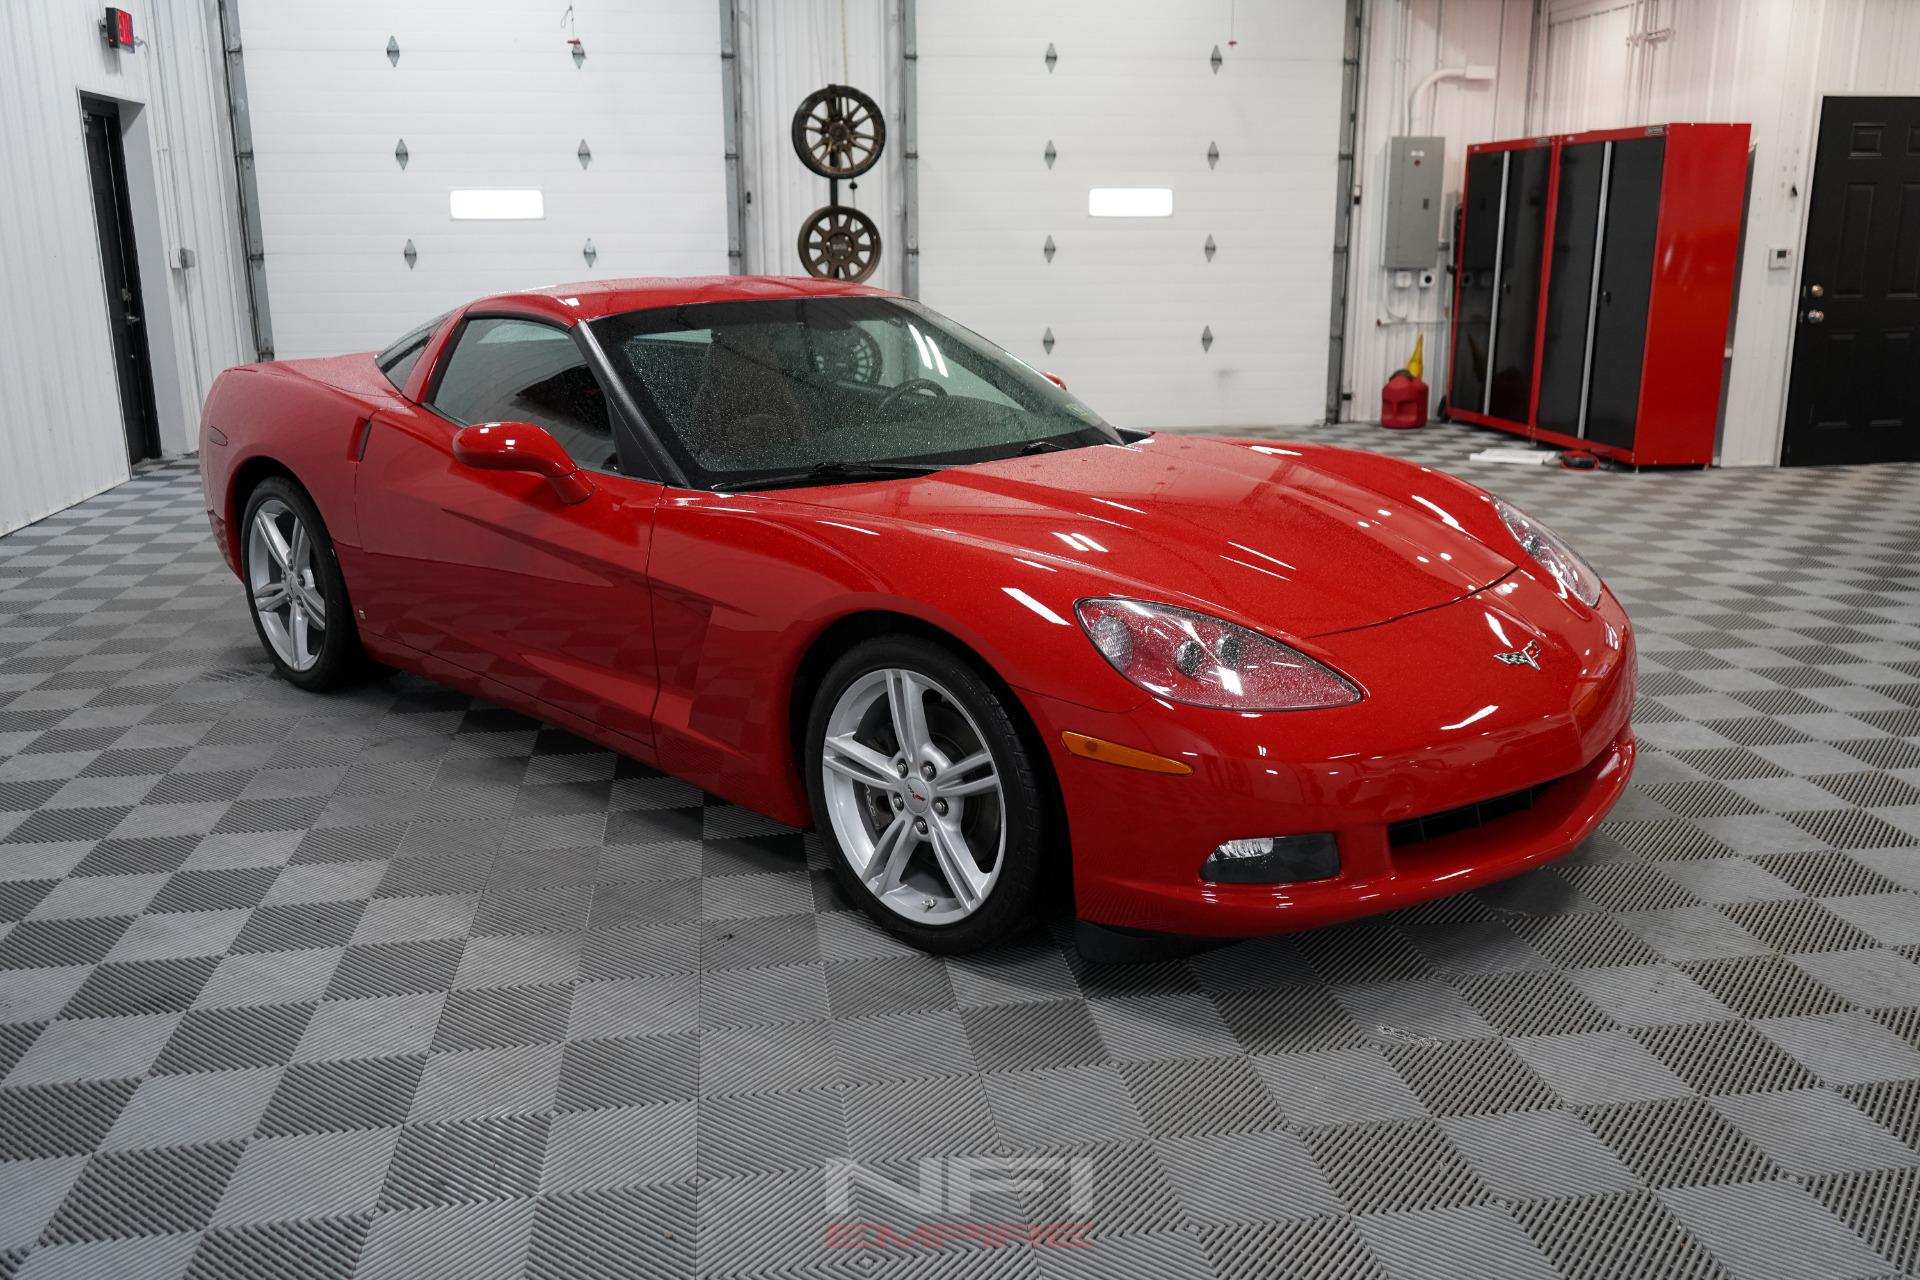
left=239, top=476, right=372, bottom=691
left=805, top=636, right=1050, bottom=954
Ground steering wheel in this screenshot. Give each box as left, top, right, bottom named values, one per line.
left=877, top=378, right=948, bottom=414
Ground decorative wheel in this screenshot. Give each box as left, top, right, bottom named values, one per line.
left=792, top=84, right=886, bottom=178
left=807, top=637, right=1051, bottom=952
left=798, top=205, right=883, bottom=283
left=240, top=477, right=371, bottom=691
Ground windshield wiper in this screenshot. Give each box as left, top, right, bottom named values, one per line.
left=713, top=460, right=948, bottom=493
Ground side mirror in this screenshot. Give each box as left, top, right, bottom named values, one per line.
left=452, top=422, right=594, bottom=504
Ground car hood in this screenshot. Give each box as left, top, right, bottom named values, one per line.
left=794, top=433, right=1520, bottom=638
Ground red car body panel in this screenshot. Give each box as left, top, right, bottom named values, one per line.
left=200, top=276, right=1635, bottom=938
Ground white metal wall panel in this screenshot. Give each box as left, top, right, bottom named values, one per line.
left=0, top=0, right=253, bottom=535
left=238, top=0, right=728, bottom=360
left=916, top=2, right=1346, bottom=431
left=1342, top=0, right=1533, bottom=425
left=736, top=0, right=906, bottom=292
left=1530, top=0, right=1920, bottom=465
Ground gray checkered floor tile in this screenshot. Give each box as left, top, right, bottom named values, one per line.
left=1, top=433, right=1918, bottom=1280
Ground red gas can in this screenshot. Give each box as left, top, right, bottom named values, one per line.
left=1381, top=371, right=1428, bottom=429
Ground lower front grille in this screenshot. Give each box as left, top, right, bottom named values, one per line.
left=1388, top=779, right=1561, bottom=848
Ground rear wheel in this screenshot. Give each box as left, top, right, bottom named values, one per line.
left=241, top=477, right=369, bottom=691
left=806, top=636, right=1049, bottom=953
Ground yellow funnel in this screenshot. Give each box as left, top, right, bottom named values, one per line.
left=1407, top=335, right=1424, bottom=381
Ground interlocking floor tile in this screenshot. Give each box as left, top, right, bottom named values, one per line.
left=37, top=1141, right=244, bottom=1243
left=149, top=1003, right=313, bottom=1074
left=378, top=1115, right=549, bottom=1209
left=1299, top=1118, right=1489, bottom=1213
left=184, top=1215, right=369, bottom=1280
left=1512, top=1190, right=1731, bottom=1280
left=525, top=1184, right=693, bottom=1280
left=0, top=1080, right=139, bottom=1159
left=1579, top=1098, right=1782, bottom=1189
left=255, top=1055, right=425, bottom=1137
left=4, top=443, right=1918, bottom=1279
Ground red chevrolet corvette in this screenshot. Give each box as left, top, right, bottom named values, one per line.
left=199, top=277, right=1634, bottom=953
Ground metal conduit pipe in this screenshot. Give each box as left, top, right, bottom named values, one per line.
left=1406, top=64, right=1496, bottom=136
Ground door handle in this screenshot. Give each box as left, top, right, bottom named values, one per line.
left=125, top=314, right=141, bottom=324
left=1805, top=310, right=1825, bottom=325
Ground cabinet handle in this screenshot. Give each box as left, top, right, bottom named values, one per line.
left=1806, top=310, right=1825, bottom=324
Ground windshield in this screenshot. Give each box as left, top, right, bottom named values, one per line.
left=586, top=296, right=1120, bottom=489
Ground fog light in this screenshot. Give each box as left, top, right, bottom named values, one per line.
left=1200, top=833, right=1340, bottom=885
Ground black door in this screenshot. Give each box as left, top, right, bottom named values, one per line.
left=83, top=101, right=161, bottom=466
left=1782, top=96, right=1920, bottom=466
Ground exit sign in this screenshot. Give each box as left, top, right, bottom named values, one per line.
left=103, top=7, right=133, bottom=50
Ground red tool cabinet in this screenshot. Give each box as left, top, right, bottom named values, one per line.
left=1446, top=123, right=1749, bottom=465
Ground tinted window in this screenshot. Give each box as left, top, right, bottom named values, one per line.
left=588, top=296, right=1118, bottom=488
left=430, top=317, right=618, bottom=473
left=376, top=311, right=451, bottom=392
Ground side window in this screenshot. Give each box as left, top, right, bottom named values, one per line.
left=376, top=311, right=450, bottom=393
left=430, top=317, right=619, bottom=473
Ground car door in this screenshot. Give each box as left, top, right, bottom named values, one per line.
left=355, top=312, right=664, bottom=743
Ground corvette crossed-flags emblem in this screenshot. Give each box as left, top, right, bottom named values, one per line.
left=1494, top=639, right=1543, bottom=670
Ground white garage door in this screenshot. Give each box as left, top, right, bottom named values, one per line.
left=241, top=0, right=727, bottom=360
left=918, top=2, right=1345, bottom=430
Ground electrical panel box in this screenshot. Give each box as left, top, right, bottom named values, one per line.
left=1382, top=136, right=1445, bottom=269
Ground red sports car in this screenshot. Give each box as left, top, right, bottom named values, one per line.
left=199, top=277, right=1634, bottom=954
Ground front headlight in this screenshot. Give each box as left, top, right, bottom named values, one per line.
left=1074, top=598, right=1361, bottom=711
left=1494, top=499, right=1603, bottom=607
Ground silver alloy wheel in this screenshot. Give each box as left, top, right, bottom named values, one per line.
left=821, top=667, right=1005, bottom=924
left=246, top=498, right=327, bottom=672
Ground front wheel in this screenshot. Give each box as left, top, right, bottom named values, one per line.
left=241, top=477, right=370, bottom=691
left=806, top=637, right=1050, bottom=953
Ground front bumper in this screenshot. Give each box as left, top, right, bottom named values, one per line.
left=1022, top=569, right=1636, bottom=937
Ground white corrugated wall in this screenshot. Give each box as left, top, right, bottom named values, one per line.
left=1529, top=0, right=1920, bottom=465
left=916, top=1, right=1347, bottom=431
left=1340, top=0, right=1534, bottom=427
left=236, top=0, right=728, bottom=361
left=0, top=0, right=253, bottom=534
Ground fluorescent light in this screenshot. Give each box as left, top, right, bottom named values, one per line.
left=449, top=189, right=545, bottom=220
left=1089, top=188, right=1173, bottom=217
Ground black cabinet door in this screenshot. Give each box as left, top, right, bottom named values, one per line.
left=1487, top=146, right=1552, bottom=424
left=1536, top=142, right=1608, bottom=437
left=1585, top=137, right=1665, bottom=451
left=1449, top=151, right=1504, bottom=416
left=1782, top=97, right=1920, bottom=465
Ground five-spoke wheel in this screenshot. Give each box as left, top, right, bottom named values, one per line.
left=240, top=477, right=370, bottom=691
left=808, top=637, right=1049, bottom=951
left=248, top=496, right=327, bottom=671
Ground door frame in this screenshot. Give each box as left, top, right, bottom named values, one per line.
left=1777, top=92, right=1920, bottom=467
left=76, top=92, right=194, bottom=466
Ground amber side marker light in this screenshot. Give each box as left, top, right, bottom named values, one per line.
left=1061, top=731, right=1192, bottom=775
